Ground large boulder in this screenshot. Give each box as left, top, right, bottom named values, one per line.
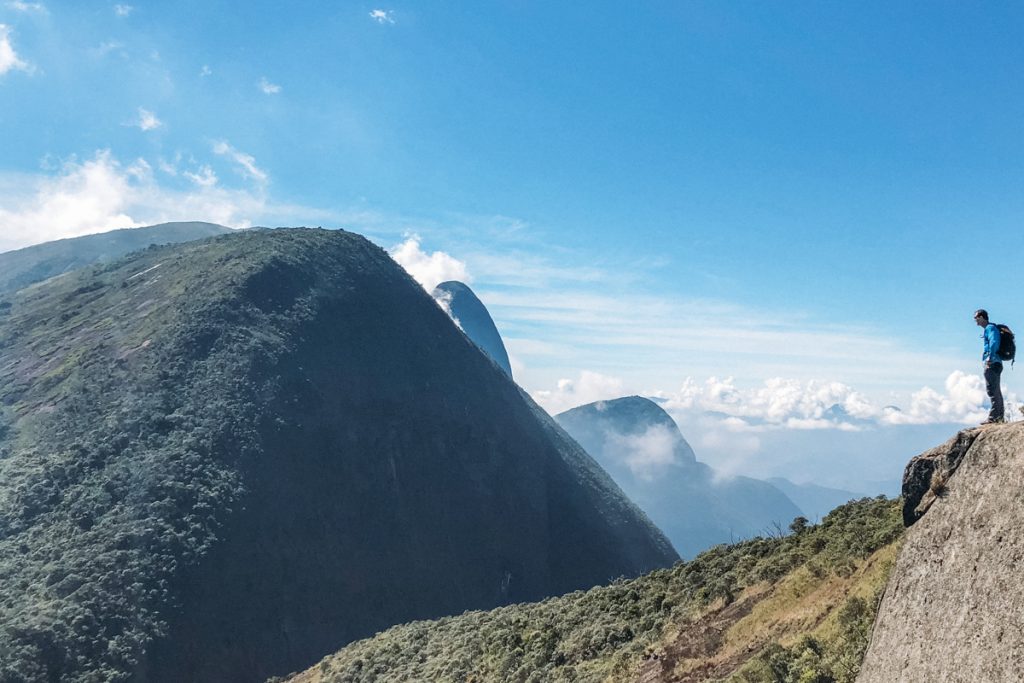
left=859, top=423, right=1024, bottom=682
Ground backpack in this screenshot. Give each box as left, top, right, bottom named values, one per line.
left=996, top=324, right=1016, bottom=364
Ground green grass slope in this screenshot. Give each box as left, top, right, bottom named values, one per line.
left=0, top=228, right=675, bottom=682
left=285, top=496, right=902, bottom=683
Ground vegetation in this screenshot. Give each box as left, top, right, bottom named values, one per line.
left=0, top=229, right=382, bottom=681
left=287, top=496, right=902, bottom=683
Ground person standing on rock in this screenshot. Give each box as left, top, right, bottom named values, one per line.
left=974, top=309, right=1004, bottom=424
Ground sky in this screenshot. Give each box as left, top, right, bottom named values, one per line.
left=1, top=2, right=1021, bottom=491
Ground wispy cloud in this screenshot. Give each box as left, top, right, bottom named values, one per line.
left=113, top=4, right=133, bottom=17
left=212, top=140, right=268, bottom=185
left=388, top=235, right=470, bottom=291
left=0, top=24, right=30, bottom=76
left=199, top=64, right=212, bottom=77
left=257, top=76, right=280, bottom=94
left=183, top=164, right=217, bottom=188
left=92, top=41, right=125, bottom=58
left=369, top=9, right=395, bottom=24
left=130, top=107, right=162, bottom=131
left=605, top=424, right=683, bottom=481
left=6, top=1, right=46, bottom=13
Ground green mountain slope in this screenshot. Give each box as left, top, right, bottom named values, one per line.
left=286, top=496, right=902, bottom=683
left=0, top=228, right=676, bottom=682
left=0, top=221, right=233, bottom=295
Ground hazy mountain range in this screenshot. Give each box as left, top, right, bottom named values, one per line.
left=556, top=396, right=802, bottom=558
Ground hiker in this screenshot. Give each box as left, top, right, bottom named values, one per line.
left=974, top=309, right=1004, bottom=424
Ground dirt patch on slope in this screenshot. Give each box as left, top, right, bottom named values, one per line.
left=634, top=588, right=767, bottom=683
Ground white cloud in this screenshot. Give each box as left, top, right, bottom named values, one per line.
left=0, top=149, right=306, bottom=252
left=131, top=107, right=162, bottom=131
left=882, top=370, right=1019, bottom=425
left=0, top=24, right=30, bottom=76
left=200, top=64, right=211, bottom=77
left=113, top=4, right=133, bottom=17
left=212, top=140, right=268, bottom=185
left=531, top=370, right=625, bottom=415
left=369, top=9, right=395, bottom=24
left=388, top=235, right=470, bottom=292
left=257, top=76, right=281, bottom=95
left=7, top=2, right=46, bottom=12
left=654, top=371, right=1019, bottom=430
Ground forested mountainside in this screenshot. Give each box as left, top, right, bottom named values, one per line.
left=285, top=496, right=902, bottom=683
left=0, top=222, right=232, bottom=295
left=557, top=397, right=802, bottom=558
left=0, top=228, right=675, bottom=683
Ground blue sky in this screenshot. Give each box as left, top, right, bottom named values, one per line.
left=1, top=2, right=1021, bottom=487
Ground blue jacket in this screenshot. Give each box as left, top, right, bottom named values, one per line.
left=983, top=323, right=1002, bottom=364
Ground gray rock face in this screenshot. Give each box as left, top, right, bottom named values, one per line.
left=858, top=423, right=1024, bottom=683
left=899, top=429, right=980, bottom=527
left=431, top=281, right=512, bottom=378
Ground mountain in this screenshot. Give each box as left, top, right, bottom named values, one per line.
left=286, top=495, right=902, bottom=683
left=0, top=222, right=233, bottom=295
left=860, top=423, right=1024, bottom=681
left=556, top=396, right=802, bottom=558
left=767, top=477, right=863, bottom=522
left=431, top=280, right=513, bottom=378
left=0, top=228, right=675, bottom=682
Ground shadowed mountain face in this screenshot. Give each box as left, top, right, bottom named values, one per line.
left=556, top=396, right=802, bottom=558
left=0, top=229, right=675, bottom=683
left=431, top=280, right=513, bottom=378
left=0, top=222, right=233, bottom=295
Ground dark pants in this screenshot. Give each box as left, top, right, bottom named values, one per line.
left=984, top=362, right=1004, bottom=422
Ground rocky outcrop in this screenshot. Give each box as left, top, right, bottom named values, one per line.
left=899, top=428, right=980, bottom=526
left=858, top=423, right=1024, bottom=682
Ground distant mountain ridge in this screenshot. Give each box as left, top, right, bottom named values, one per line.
left=0, top=222, right=233, bottom=295
left=556, top=396, right=802, bottom=558
left=0, top=228, right=675, bottom=682
left=767, top=477, right=863, bottom=522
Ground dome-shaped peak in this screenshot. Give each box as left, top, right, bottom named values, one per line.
left=431, top=280, right=512, bottom=379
